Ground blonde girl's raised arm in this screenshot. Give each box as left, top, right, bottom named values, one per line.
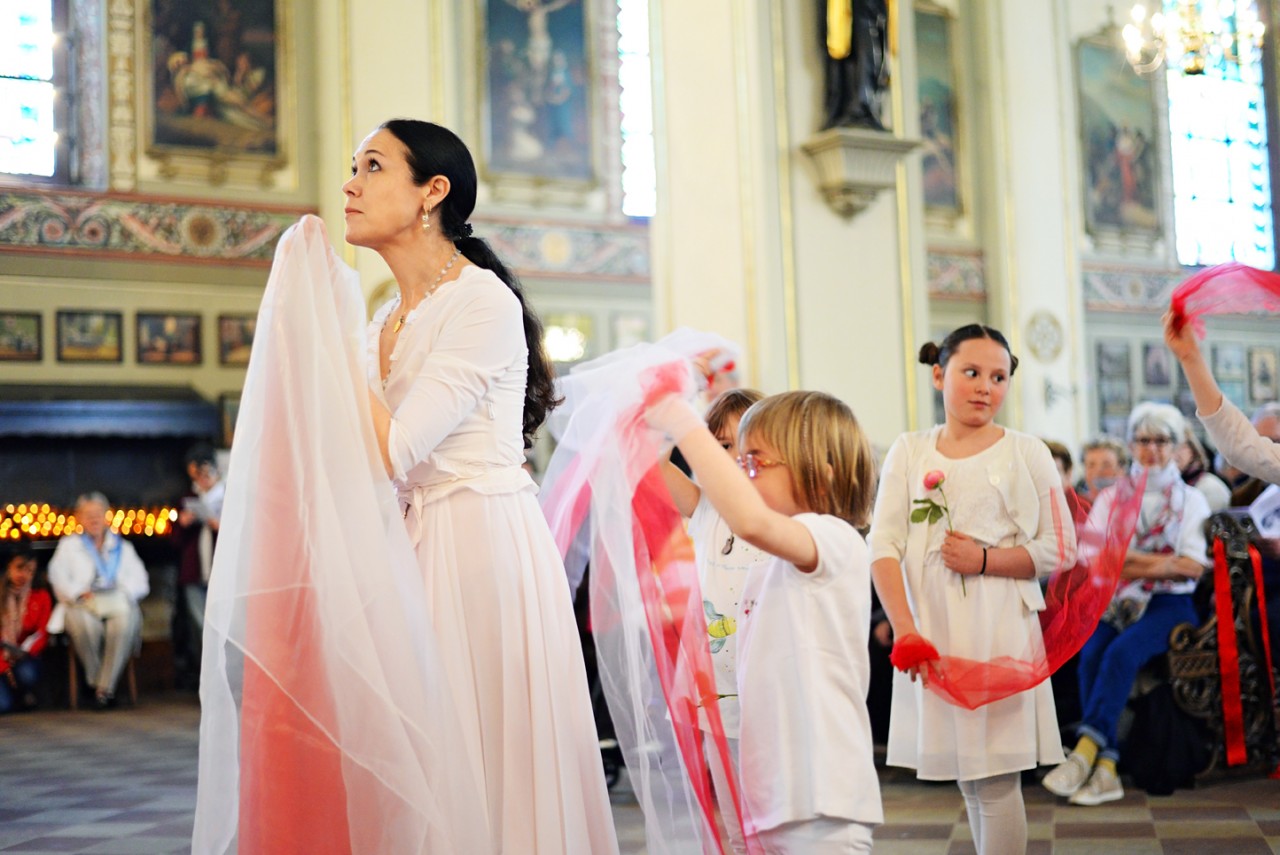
left=647, top=396, right=820, bottom=571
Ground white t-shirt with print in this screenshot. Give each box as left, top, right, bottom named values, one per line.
left=736, top=513, right=883, bottom=831
left=689, top=495, right=768, bottom=738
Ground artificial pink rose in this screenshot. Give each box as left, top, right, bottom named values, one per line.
left=923, top=470, right=946, bottom=491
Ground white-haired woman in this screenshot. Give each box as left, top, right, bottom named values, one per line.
left=1042, top=403, right=1212, bottom=806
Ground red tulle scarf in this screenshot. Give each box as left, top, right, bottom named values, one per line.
left=1170, top=262, right=1280, bottom=337
left=890, top=478, right=1145, bottom=710
left=541, top=357, right=752, bottom=854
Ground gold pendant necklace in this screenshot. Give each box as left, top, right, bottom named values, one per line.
left=390, top=249, right=461, bottom=334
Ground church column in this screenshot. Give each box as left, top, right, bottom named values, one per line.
left=973, top=0, right=1086, bottom=445
left=652, top=0, right=929, bottom=445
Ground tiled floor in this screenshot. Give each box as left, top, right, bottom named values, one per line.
left=0, top=695, right=1276, bottom=854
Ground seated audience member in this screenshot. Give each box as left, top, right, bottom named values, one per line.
left=172, top=444, right=223, bottom=689
left=1043, top=403, right=1211, bottom=806
left=0, top=551, right=51, bottom=713
left=1175, top=429, right=1231, bottom=513
left=1044, top=440, right=1075, bottom=492
left=1079, top=436, right=1128, bottom=504
left=48, top=492, right=150, bottom=710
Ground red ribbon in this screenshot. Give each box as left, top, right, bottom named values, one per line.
left=1213, top=539, right=1248, bottom=767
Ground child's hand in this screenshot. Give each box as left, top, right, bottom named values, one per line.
left=890, top=633, right=939, bottom=686
left=643, top=394, right=703, bottom=443
left=941, top=530, right=984, bottom=576
left=1162, top=309, right=1200, bottom=363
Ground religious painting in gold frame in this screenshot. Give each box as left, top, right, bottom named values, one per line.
left=916, top=2, right=963, bottom=219
left=477, top=0, right=597, bottom=188
left=142, top=0, right=289, bottom=183
left=1076, top=29, right=1161, bottom=241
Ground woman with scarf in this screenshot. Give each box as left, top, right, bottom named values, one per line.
left=48, top=492, right=150, bottom=710
left=1042, top=403, right=1211, bottom=805
left=1, top=551, right=51, bottom=713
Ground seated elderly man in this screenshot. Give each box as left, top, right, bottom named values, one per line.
left=48, top=492, right=149, bottom=709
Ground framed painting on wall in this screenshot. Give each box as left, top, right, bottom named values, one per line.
left=0, top=312, right=42, bottom=362
left=1249, top=346, right=1277, bottom=403
left=146, top=0, right=284, bottom=164
left=479, top=0, right=595, bottom=185
left=1076, top=31, right=1160, bottom=240
left=220, top=392, right=241, bottom=447
left=56, top=311, right=123, bottom=363
left=137, top=313, right=202, bottom=365
left=915, top=3, right=961, bottom=217
left=217, top=314, right=256, bottom=366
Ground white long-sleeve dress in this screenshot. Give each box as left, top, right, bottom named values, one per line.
left=868, top=427, right=1075, bottom=781
left=1201, top=398, right=1280, bottom=485
left=371, top=265, right=619, bottom=855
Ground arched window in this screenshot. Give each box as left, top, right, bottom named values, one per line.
left=617, top=0, right=655, bottom=218
left=0, top=0, right=72, bottom=183
left=1164, top=0, right=1273, bottom=268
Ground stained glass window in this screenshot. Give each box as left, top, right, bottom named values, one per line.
left=617, top=0, right=655, bottom=218
left=1165, top=0, right=1274, bottom=268
left=0, top=0, right=59, bottom=178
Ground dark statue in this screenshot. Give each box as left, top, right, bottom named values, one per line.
left=820, top=0, right=890, bottom=131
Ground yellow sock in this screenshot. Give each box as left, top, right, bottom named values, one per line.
left=1073, top=735, right=1099, bottom=766
left=1096, top=756, right=1117, bottom=776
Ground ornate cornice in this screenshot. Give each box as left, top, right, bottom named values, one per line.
left=0, top=188, right=310, bottom=267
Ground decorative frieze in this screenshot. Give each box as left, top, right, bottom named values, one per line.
left=926, top=248, right=985, bottom=300
left=476, top=218, right=649, bottom=281
left=0, top=189, right=309, bottom=266
left=1082, top=265, right=1187, bottom=311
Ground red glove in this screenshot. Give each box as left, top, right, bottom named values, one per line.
left=890, top=633, right=940, bottom=672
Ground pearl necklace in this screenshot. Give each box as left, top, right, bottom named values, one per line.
left=390, top=249, right=460, bottom=333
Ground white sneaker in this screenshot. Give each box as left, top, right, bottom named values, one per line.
left=1042, top=752, right=1092, bottom=797
left=1069, top=762, right=1124, bottom=806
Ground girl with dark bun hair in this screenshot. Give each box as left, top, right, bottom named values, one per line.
left=867, top=324, right=1075, bottom=855
left=347, top=119, right=618, bottom=853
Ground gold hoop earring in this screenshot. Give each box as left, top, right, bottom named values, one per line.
left=421, top=208, right=432, bottom=230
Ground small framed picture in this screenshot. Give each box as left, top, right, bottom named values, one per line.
left=1248, top=346, right=1277, bottom=403
left=137, top=313, right=202, bottom=365
left=217, top=314, right=257, bottom=366
left=1212, top=343, right=1246, bottom=380
left=1096, top=340, right=1130, bottom=378
left=1142, top=342, right=1172, bottom=387
left=56, top=310, right=123, bottom=363
left=611, top=312, right=650, bottom=350
left=219, top=393, right=241, bottom=448
left=1099, top=377, right=1132, bottom=416
left=1221, top=380, right=1247, bottom=410
left=0, top=312, right=42, bottom=361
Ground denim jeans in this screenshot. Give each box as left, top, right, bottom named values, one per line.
left=1076, top=593, right=1197, bottom=760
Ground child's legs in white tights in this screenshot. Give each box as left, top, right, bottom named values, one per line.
left=957, top=772, right=1026, bottom=855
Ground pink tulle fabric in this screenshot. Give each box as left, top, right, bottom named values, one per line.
left=540, top=333, right=755, bottom=854
left=192, top=216, right=488, bottom=854
left=1170, top=262, right=1280, bottom=337
left=890, top=477, right=1146, bottom=711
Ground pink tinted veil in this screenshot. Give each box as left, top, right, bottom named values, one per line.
left=192, top=216, right=489, bottom=854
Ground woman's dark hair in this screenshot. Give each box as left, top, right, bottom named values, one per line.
left=380, top=118, right=560, bottom=447
left=918, top=323, right=1019, bottom=376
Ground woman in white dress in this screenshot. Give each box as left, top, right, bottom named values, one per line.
left=349, top=119, right=618, bottom=854
left=869, top=324, right=1076, bottom=855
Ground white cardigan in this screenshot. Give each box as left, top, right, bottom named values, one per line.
left=869, top=426, right=1078, bottom=615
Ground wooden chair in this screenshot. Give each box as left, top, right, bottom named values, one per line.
left=1167, top=512, right=1279, bottom=774
left=64, top=637, right=139, bottom=709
